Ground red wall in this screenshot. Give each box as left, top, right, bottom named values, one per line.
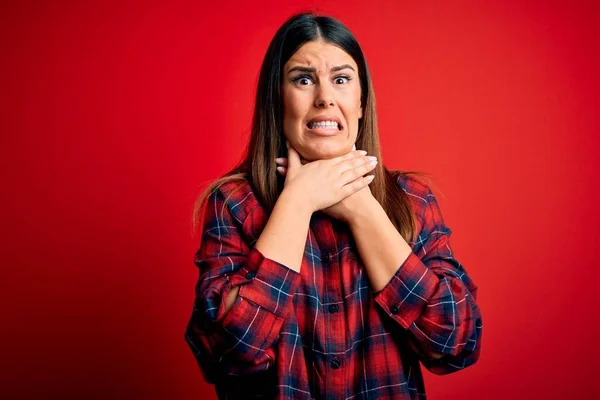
left=2, top=0, right=599, bottom=398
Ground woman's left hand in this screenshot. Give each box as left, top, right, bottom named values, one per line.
left=275, top=154, right=377, bottom=224
left=322, top=184, right=375, bottom=223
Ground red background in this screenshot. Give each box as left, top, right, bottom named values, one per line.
left=2, top=0, right=599, bottom=398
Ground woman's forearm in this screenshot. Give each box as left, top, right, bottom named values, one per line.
left=224, top=187, right=312, bottom=313
left=347, top=196, right=412, bottom=292
left=254, top=186, right=313, bottom=272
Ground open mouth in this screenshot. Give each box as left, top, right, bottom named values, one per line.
left=306, top=121, right=343, bottom=131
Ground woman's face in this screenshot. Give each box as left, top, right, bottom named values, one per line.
left=282, top=40, right=363, bottom=161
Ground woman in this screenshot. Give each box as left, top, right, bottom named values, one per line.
left=185, top=11, right=482, bottom=400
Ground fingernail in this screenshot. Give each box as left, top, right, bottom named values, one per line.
left=352, top=144, right=357, bottom=151
left=275, top=157, right=284, bottom=163
left=358, top=150, right=367, bottom=155
left=285, top=140, right=290, bottom=149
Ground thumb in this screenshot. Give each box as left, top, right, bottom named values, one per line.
left=286, top=140, right=302, bottom=170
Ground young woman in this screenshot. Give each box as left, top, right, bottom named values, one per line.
left=185, top=11, right=482, bottom=400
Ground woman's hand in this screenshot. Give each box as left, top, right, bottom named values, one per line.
left=320, top=184, right=376, bottom=223
left=276, top=141, right=378, bottom=215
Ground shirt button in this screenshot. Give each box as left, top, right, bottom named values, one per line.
left=331, top=357, right=341, bottom=369
left=390, top=304, right=399, bottom=314
left=245, top=271, right=256, bottom=279
left=322, top=253, right=330, bottom=263
left=328, top=304, right=339, bottom=313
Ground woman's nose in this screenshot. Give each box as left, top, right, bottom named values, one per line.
left=314, top=85, right=335, bottom=108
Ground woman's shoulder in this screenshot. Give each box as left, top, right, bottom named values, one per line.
left=393, top=170, right=435, bottom=200
left=392, top=170, right=451, bottom=237
left=392, top=170, right=444, bottom=225
left=209, top=176, right=260, bottom=224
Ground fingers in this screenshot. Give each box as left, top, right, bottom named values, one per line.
left=275, top=168, right=376, bottom=196
left=276, top=157, right=377, bottom=184
left=276, top=166, right=287, bottom=175
left=339, top=156, right=378, bottom=185
left=275, top=155, right=372, bottom=169
left=332, top=149, right=368, bottom=165
left=275, top=156, right=308, bottom=167
left=336, top=153, right=377, bottom=174
left=276, top=148, right=366, bottom=168
left=276, top=148, right=377, bottom=179
left=340, top=175, right=375, bottom=197
left=275, top=158, right=288, bottom=167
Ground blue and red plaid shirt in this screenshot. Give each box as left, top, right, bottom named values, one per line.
left=185, top=173, right=483, bottom=399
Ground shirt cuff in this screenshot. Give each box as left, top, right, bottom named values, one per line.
left=373, top=251, right=439, bottom=329
left=233, top=247, right=301, bottom=318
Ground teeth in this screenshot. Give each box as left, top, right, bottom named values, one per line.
left=309, top=121, right=339, bottom=129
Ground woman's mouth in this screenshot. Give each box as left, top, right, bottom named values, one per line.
left=305, top=121, right=342, bottom=136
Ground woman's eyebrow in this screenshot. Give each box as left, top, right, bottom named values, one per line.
left=287, top=64, right=355, bottom=74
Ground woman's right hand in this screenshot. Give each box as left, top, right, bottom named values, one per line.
left=280, top=141, right=378, bottom=213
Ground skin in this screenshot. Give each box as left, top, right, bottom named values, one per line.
left=282, top=40, right=363, bottom=161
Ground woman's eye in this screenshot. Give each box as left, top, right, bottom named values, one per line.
left=293, top=76, right=313, bottom=85
left=292, top=75, right=351, bottom=86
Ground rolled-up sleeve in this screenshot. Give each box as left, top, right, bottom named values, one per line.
left=184, top=186, right=301, bottom=383
left=374, top=184, right=483, bottom=375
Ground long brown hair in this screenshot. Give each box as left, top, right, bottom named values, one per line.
left=191, top=12, right=435, bottom=245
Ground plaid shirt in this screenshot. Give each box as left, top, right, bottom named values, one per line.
left=185, top=173, right=482, bottom=399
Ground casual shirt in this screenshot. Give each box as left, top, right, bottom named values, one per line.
left=185, top=173, right=483, bottom=399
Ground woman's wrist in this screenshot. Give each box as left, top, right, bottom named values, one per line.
left=279, top=186, right=314, bottom=218
left=346, top=195, right=381, bottom=227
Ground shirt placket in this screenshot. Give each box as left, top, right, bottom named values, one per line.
left=317, top=215, right=346, bottom=399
